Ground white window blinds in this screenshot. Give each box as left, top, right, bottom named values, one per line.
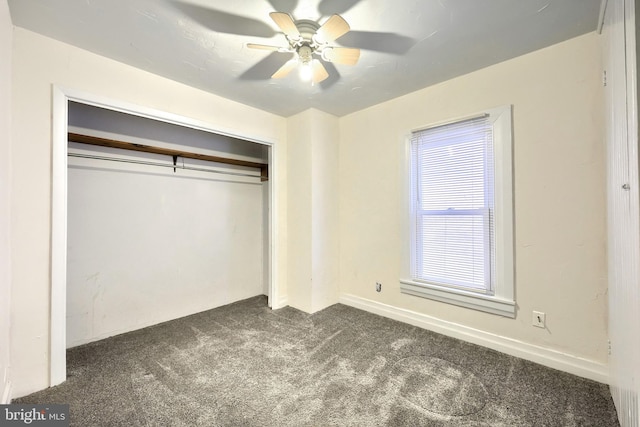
left=410, top=115, right=496, bottom=294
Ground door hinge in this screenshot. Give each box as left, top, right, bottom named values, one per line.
left=603, top=70, right=607, bottom=86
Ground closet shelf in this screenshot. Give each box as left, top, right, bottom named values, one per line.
left=68, top=132, right=268, bottom=181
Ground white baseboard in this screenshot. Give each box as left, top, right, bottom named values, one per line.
left=339, top=293, right=609, bottom=384
left=271, top=294, right=288, bottom=310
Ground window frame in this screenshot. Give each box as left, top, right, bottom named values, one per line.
left=401, top=105, right=515, bottom=318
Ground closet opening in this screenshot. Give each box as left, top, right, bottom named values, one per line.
left=50, top=89, right=278, bottom=386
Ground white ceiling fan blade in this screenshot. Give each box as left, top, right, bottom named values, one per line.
left=316, top=14, right=350, bottom=43
left=272, top=59, right=298, bottom=79
left=247, top=43, right=291, bottom=52
left=270, top=12, right=300, bottom=39
left=311, top=59, right=329, bottom=83
left=323, top=47, right=360, bottom=65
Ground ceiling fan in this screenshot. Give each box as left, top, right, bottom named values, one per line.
left=246, top=12, right=360, bottom=84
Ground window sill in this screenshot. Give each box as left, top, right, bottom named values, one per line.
left=400, top=279, right=516, bottom=318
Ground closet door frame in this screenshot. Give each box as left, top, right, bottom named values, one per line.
left=50, top=86, right=280, bottom=387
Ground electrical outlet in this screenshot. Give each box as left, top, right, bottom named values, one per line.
left=376, top=282, right=382, bottom=292
left=532, top=311, right=545, bottom=328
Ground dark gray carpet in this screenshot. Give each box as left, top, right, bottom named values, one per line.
left=16, top=296, right=619, bottom=426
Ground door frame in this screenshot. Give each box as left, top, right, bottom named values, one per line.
left=600, top=0, right=640, bottom=424
left=50, top=86, right=280, bottom=386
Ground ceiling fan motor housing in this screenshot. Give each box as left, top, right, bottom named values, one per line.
left=294, top=19, right=321, bottom=45
left=288, top=19, right=324, bottom=62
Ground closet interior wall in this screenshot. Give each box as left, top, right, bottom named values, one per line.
left=66, top=102, right=269, bottom=348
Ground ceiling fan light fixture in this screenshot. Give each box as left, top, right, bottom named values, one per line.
left=299, top=61, right=313, bottom=81
left=297, top=44, right=314, bottom=82
left=298, top=45, right=313, bottom=61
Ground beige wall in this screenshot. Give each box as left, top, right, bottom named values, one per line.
left=310, top=110, right=340, bottom=312
left=338, top=32, right=607, bottom=363
left=10, top=27, right=287, bottom=397
left=287, top=109, right=340, bottom=313
left=0, top=0, right=12, bottom=403
left=287, top=111, right=313, bottom=311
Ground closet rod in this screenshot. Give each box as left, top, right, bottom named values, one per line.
left=68, top=132, right=268, bottom=181
left=68, top=152, right=263, bottom=181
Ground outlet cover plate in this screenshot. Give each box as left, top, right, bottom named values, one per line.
left=532, top=311, right=546, bottom=328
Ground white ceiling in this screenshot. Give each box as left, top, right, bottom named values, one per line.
left=8, top=0, right=601, bottom=117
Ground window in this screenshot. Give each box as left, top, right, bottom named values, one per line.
left=401, top=106, right=515, bottom=317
